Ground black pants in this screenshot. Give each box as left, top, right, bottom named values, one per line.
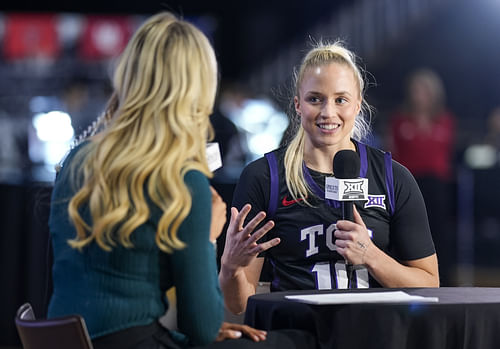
left=93, top=321, right=182, bottom=349
left=194, top=329, right=317, bottom=349
left=93, top=322, right=317, bottom=349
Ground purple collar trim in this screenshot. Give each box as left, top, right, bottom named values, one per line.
left=302, top=162, right=340, bottom=208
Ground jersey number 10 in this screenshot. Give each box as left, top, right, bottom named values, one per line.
left=312, top=261, right=369, bottom=289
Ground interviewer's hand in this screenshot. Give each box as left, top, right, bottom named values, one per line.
left=210, top=186, right=227, bottom=243
left=334, top=205, right=373, bottom=265
left=221, top=204, right=279, bottom=273
left=215, top=322, right=267, bottom=342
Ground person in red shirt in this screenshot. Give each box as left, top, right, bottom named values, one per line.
left=389, top=68, right=456, bottom=286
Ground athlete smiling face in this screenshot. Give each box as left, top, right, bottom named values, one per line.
left=294, top=63, right=361, bottom=156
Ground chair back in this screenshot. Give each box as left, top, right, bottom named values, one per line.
left=15, top=302, right=93, bottom=349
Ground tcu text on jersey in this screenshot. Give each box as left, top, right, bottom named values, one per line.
left=300, top=223, right=373, bottom=258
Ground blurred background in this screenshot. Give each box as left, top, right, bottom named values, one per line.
left=2, top=0, right=500, bottom=346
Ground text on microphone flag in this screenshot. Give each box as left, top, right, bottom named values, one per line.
left=325, top=177, right=368, bottom=201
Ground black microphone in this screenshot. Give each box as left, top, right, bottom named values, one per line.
left=325, top=150, right=367, bottom=288
left=333, top=150, right=361, bottom=222
left=333, top=149, right=362, bottom=289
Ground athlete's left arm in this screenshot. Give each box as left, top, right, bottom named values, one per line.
left=363, top=248, right=439, bottom=288
left=335, top=158, right=440, bottom=287
left=335, top=207, right=440, bottom=287
left=387, top=160, right=440, bottom=286
left=360, top=237, right=439, bottom=288
left=402, top=254, right=440, bottom=285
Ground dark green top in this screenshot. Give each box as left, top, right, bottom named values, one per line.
left=48, top=143, right=224, bottom=346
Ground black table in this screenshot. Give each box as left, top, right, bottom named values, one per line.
left=244, top=287, right=500, bottom=349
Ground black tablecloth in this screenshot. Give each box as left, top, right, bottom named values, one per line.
left=244, top=287, right=500, bottom=349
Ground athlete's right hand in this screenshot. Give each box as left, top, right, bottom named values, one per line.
left=220, top=204, right=279, bottom=272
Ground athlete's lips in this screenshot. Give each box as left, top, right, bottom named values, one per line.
left=317, top=123, right=340, bottom=130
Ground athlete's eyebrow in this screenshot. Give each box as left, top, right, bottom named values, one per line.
left=304, top=90, right=353, bottom=97
left=333, top=90, right=353, bottom=97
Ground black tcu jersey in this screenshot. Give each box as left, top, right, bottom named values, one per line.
left=232, top=141, right=435, bottom=292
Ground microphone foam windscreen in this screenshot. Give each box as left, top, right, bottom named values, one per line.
left=333, top=149, right=360, bottom=179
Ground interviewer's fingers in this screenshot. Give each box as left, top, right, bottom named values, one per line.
left=215, top=329, right=242, bottom=341
left=238, top=324, right=267, bottom=342
left=215, top=322, right=267, bottom=342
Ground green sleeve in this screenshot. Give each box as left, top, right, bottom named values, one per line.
left=169, top=170, right=224, bottom=346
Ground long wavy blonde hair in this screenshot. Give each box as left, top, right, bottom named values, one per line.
left=284, top=41, right=371, bottom=206
left=67, top=12, right=218, bottom=253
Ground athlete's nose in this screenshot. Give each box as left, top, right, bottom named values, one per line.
left=321, top=99, right=337, bottom=118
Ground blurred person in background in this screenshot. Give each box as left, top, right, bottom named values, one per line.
left=210, top=81, right=248, bottom=183
left=59, top=78, right=93, bottom=134
left=388, top=68, right=456, bottom=286
left=0, top=111, right=29, bottom=183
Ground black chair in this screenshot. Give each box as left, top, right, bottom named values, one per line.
left=15, top=302, right=93, bottom=349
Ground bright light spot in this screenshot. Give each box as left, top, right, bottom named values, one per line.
left=268, top=113, right=289, bottom=133
left=227, top=98, right=289, bottom=160
left=33, top=111, right=74, bottom=142
left=464, top=144, right=497, bottom=169
left=239, top=100, right=276, bottom=133
left=248, top=133, right=278, bottom=156
left=29, top=110, right=75, bottom=179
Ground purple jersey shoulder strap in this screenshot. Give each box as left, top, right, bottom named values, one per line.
left=358, top=142, right=395, bottom=216
left=302, top=162, right=340, bottom=208
left=265, top=152, right=279, bottom=218
left=358, top=141, right=368, bottom=178
left=384, top=151, right=395, bottom=215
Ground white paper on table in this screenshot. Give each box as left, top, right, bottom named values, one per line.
left=285, top=291, right=439, bottom=304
